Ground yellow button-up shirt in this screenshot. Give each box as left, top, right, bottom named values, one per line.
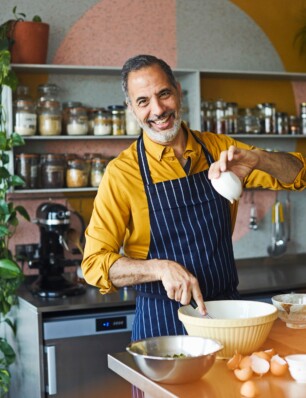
left=82, top=128, right=306, bottom=294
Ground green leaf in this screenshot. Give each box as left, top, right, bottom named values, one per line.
left=10, top=174, right=25, bottom=187
left=10, top=132, right=25, bottom=147
left=15, top=205, right=30, bottom=221
left=32, top=15, right=42, bottom=23
left=0, top=338, right=16, bottom=366
left=0, top=258, right=22, bottom=279
left=0, top=225, right=9, bottom=238
left=0, top=132, right=7, bottom=150
left=0, top=167, right=10, bottom=179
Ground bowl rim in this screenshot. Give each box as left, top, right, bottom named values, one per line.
left=178, top=300, right=278, bottom=326
left=126, top=335, right=223, bottom=360
left=272, top=293, right=306, bottom=304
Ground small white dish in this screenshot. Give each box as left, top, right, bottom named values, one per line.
left=211, top=171, right=242, bottom=204
left=285, top=354, right=306, bottom=383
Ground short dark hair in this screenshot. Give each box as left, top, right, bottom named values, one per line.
left=121, top=54, right=177, bottom=102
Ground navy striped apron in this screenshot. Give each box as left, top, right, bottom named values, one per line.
left=132, top=132, right=239, bottom=341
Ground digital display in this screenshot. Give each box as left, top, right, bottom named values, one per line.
left=96, top=316, right=127, bottom=332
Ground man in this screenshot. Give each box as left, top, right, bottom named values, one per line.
left=82, top=54, right=306, bottom=341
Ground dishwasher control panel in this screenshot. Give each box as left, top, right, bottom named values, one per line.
left=43, top=310, right=135, bottom=340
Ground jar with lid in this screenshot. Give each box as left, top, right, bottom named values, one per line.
left=87, top=108, right=98, bottom=135
left=108, top=105, right=126, bottom=135
left=299, top=103, right=306, bottom=135
left=90, top=157, right=107, bottom=187
left=62, top=101, right=82, bottom=133
left=214, top=100, right=227, bottom=134
left=66, top=106, right=88, bottom=136
left=125, top=107, right=141, bottom=136
left=225, top=102, right=238, bottom=134
left=66, top=158, right=88, bottom=188
left=275, top=112, right=289, bottom=135
left=38, top=100, right=62, bottom=136
left=201, top=100, right=215, bottom=132
left=13, top=85, right=37, bottom=136
left=93, top=108, right=112, bottom=136
left=15, top=153, right=39, bottom=189
left=37, top=83, right=60, bottom=104
left=289, top=115, right=301, bottom=135
left=257, top=103, right=276, bottom=134
left=237, top=108, right=261, bottom=134
left=40, top=154, right=65, bottom=189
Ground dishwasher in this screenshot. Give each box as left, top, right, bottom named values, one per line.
left=43, top=308, right=135, bottom=398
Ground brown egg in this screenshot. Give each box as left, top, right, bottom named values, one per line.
left=227, top=352, right=242, bottom=370
left=270, top=354, right=288, bottom=376
left=252, top=351, right=271, bottom=362
left=240, top=380, right=259, bottom=398
left=239, top=355, right=252, bottom=369
left=234, top=366, right=253, bottom=381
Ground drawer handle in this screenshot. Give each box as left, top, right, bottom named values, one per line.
left=45, top=346, right=57, bottom=395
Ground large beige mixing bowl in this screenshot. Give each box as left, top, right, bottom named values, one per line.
left=178, top=300, right=278, bottom=359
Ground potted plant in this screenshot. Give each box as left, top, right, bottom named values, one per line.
left=0, top=6, right=49, bottom=64
left=0, top=47, right=30, bottom=396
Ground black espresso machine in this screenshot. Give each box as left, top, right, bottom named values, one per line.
left=28, top=202, right=86, bottom=298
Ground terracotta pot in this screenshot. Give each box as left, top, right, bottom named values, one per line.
left=10, top=21, right=50, bottom=64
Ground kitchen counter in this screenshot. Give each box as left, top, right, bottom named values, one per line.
left=108, top=319, right=306, bottom=398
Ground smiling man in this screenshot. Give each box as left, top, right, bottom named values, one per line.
left=82, top=54, right=305, bottom=341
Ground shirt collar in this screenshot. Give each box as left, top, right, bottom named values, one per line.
left=142, top=124, right=202, bottom=161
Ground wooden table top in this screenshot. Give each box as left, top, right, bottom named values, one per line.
left=108, top=319, right=306, bottom=398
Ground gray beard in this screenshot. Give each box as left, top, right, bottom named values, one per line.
left=132, top=109, right=182, bottom=144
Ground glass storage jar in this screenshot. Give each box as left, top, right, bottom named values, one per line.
left=38, top=100, right=62, bottom=136
left=108, top=105, right=126, bottom=135
left=40, top=154, right=65, bottom=189
left=90, top=157, right=107, bottom=187
left=214, top=100, right=227, bottom=134
left=66, top=106, right=89, bottom=136
left=125, top=107, right=141, bottom=136
left=15, top=153, right=39, bottom=189
left=257, top=103, right=276, bottom=134
left=93, top=108, right=112, bottom=136
left=13, top=85, right=37, bottom=136
left=66, top=158, right=88, bottom=188
left=87, top=107, right=98, bottom=135
left=62, top=101, right=82, bottom=133
left=201, top=100, right=215, bottom=132
left=225, top=102, right=238, bottom=134
left=299, top=103, right=306, bottom=135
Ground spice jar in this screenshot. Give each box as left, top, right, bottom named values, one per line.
left=38, top=100, right=62, bottom=136
left=214, top=100, right=227, bottom=134
left=257, top=103, right=276, bottom=134
left=225, top=102, right=238, bottom=134
left=66, top=106, right=88, bottom=136
left=40, top=154, right=65, bottom=189
left=66, top=158, right=88, bottom=188
left=125, top=107, right=141, bottom=136
left=87, top=108, right=98, bottom=135
left=108, top=105, right=126, bottom=135
left=15, top=153, right=39, bottom=189
left=289, top=115, right=301, bottom=135
left=275, top=112, right=289, bottom=135
left=90, top=157, right=107, bottom=187
left=13, top=86, right=37, bottom=136
left=62, top=101, right=82, bottom=133
left=201, top=100, right=215, bottom=132
left=93, top=108, right=112, bottom=136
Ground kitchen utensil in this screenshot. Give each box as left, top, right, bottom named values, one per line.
left=126, top=335, right=223, bottom=384
left=286, top=191, right=291, bottom=243
left=272, top=293, right=306, bottom=329
left=267, top=197, right=287, bottom=257
left=67, top=228, right=84, bottom=255
left=249, top=191, right=258, bottom=230
left=178, top=300, right=278, bottom=359
left=190, top=298, right=213, bottom=318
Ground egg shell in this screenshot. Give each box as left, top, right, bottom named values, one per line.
left=239, top=355, right=252, bottom=369
left=234, top=367, right=253, bottom=381
left=270, top=354, right=288, bottom=376
left=251, top=354, right=270, bottom=375
left=240, top=380, right=259, bottom=398
left=211, top=171, right=242, bottom=204
left=227, top=352, right=243, bottom=370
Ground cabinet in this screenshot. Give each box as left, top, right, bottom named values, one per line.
left=3, top=64, right=306, bottom=196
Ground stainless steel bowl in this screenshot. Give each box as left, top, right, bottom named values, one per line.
left=126, top=335, right=223, bottom=384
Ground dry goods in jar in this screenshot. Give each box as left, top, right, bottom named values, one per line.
left=38, top=100, right=62, bottom=136
left=66, top=158, right=88, bottom=188
left=15, top=153, right=39, bottom=188
left=40, top=153, right=65, bottom=188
